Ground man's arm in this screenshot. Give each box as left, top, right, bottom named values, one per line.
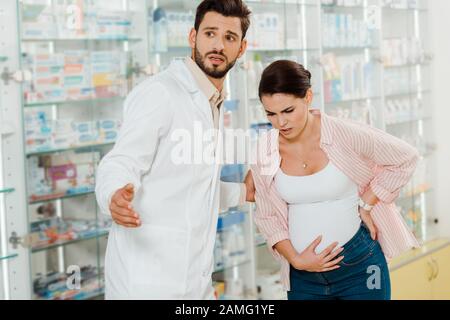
left=95, top=81, right=173, bottom=224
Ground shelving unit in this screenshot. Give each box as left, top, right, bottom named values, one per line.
left=0, top=0, right=436, bottom=300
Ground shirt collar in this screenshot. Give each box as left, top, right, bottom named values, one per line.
left=184, top=57, right=226, bottom=105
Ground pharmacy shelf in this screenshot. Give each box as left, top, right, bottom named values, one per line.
left=322, top=45, right=379, bottom=51
left=213, top=258, right=251, bottom=274
left=21, top=37, right=142, bottom=43
left=0, top=253, right=18, bottom=261
left=29, top=190, right=95, bottom=205
left=384, top=62, right=431, bottom=69
left=324, top=96, right=382, bottom=105
left=31, top=230, right=109, bottom=253
left=247, top=47, right=321, bottom=52
left=399, top=187, right=433, bottom=201
left=0, top=188, right=15, bottom=194
left=321, top=4, right=368, bottom=10
left=24, top=96, right=125, bottom=108
left=385, top=90, right=431, bottom=98
left=26, top=141, right=115, bottom=158
left=382, top=6, right=428, bottom=12
left=80, top=288, right=105, bottom=300
left=36, top=285, right=104, bottom=300
left=246, top=0, right=317, bottom=7
left=385, top=116, right=432, bottom=127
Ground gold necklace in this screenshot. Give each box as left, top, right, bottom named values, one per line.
left=298, top=112, right=310, bottom=169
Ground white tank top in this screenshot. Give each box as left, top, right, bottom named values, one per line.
left=274, top=162, right=361, bottom=254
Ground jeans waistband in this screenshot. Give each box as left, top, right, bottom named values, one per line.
left=341, top=222, right=373, bottom=252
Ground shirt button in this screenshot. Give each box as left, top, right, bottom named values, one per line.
left=202, top=271, right=208, bottom=277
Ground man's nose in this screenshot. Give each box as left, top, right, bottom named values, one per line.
left=212, top=37, right=225, bottom=52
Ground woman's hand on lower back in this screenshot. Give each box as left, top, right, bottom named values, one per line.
left=359, top=209, right=378, bottom=241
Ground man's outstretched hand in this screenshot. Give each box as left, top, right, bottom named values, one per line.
left=109, top=183, right=141, bottom=228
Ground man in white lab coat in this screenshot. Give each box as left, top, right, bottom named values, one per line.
left=95, top=0, right=254, bottom=299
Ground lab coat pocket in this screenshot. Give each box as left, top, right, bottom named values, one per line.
left=128, top=224, right=188, bottom=299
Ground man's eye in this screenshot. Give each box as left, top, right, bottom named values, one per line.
left=206, top=32, right=214, bottom=37
left=266, top=114, right=275, bottom=117
left=284, top=109, right=294, bottom=113
left=226, top=35, right=236, bottom=41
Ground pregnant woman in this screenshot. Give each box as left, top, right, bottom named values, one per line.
left=250, top=60, right=420, bottom=300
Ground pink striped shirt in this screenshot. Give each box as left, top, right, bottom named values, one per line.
left=250, top=110, right=421, bottom=291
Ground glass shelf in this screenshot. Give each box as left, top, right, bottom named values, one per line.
left=324, top=96, right=381, bottom=105
left=31, top=230, right=109, bottom=253
left=213, top=258, right=251, bottom=274
left=246, top=0, right=317, bottom=7
left=29, top=189, right=95, bottom=205
left=385, top=116, right=432, bottom=126
left=321, top=4, right=366, bottom=9
left=36, top=285, right=104, bottom=300
left=384, top=62, right=431, bottom=69
left=21, top=37, right=142, bottom=43
left=382, top=6, right=428, bottom=12
left=398, top=187, right=433, bottom=202
left=255, top=240, right=267, bottom=248
left=24, top=96, right=125, bottom=108
left=247, top=47, right=321, bottom=52
left=0, top=188, right=15, bottom=194
left=26, top=141, right=115, bottom=157
left=323, top=45, right=379, bottom=51
left=0, top=253, right=18, bottom=261
left=385, top=90, right=431, bottom=98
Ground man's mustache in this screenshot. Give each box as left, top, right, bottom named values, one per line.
left=206, top=52, right=227, bottom=62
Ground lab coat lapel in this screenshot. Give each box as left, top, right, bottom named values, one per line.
left=208, top=105, right=224, bottom=210
left=168, top=60, right=213, bottom=126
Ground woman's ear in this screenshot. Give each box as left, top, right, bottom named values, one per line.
left=306, top=89, right=313, bottom=106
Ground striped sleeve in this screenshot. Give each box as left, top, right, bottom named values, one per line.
left=250, top=164, right=289, bottom=260
left=341, top=119, right=420, bottom=204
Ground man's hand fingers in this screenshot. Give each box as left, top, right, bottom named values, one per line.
left=110, top=203, right=139, bottom=219
left=114, top=219, right=140, bottom=228
left=123, top=184, right=135, bottom=198
left=113, top=214, right=141, bottom=226
left=113, top=198, right=133, bottom=210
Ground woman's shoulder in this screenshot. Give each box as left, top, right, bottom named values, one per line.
left=323, top=113, right=384, bottom=139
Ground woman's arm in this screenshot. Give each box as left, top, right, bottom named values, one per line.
left=344, top=119, right=420, bottom=204
left=250, top=164, right=289, bottom=260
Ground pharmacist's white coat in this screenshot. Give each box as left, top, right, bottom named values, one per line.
left=95, top=60, right=242, bottom=299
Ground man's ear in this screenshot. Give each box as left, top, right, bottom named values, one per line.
left=237, top=39, right=248, bottom=59
left=188, top=28, right=197, bottom=49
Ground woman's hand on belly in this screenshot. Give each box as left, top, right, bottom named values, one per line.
left=292, top=236, right=345, bottom=273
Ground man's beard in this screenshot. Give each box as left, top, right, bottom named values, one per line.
left=194, top=46, right=237, bottom=79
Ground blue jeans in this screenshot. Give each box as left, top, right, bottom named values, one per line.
left=288, top=223, right=391, bottom=300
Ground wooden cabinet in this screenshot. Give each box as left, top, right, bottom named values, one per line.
left=390, top=241, right=450, bottom=300
left=431, top=245, right=450, bottom=299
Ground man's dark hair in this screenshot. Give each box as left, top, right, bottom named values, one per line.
left=194, top=0, right=252, bottom=39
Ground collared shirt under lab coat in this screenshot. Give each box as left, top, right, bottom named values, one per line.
left=95, top=59, right=243, bottom=299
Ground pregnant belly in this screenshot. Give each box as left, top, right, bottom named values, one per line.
left=288, top=200, right=361, bottom=254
